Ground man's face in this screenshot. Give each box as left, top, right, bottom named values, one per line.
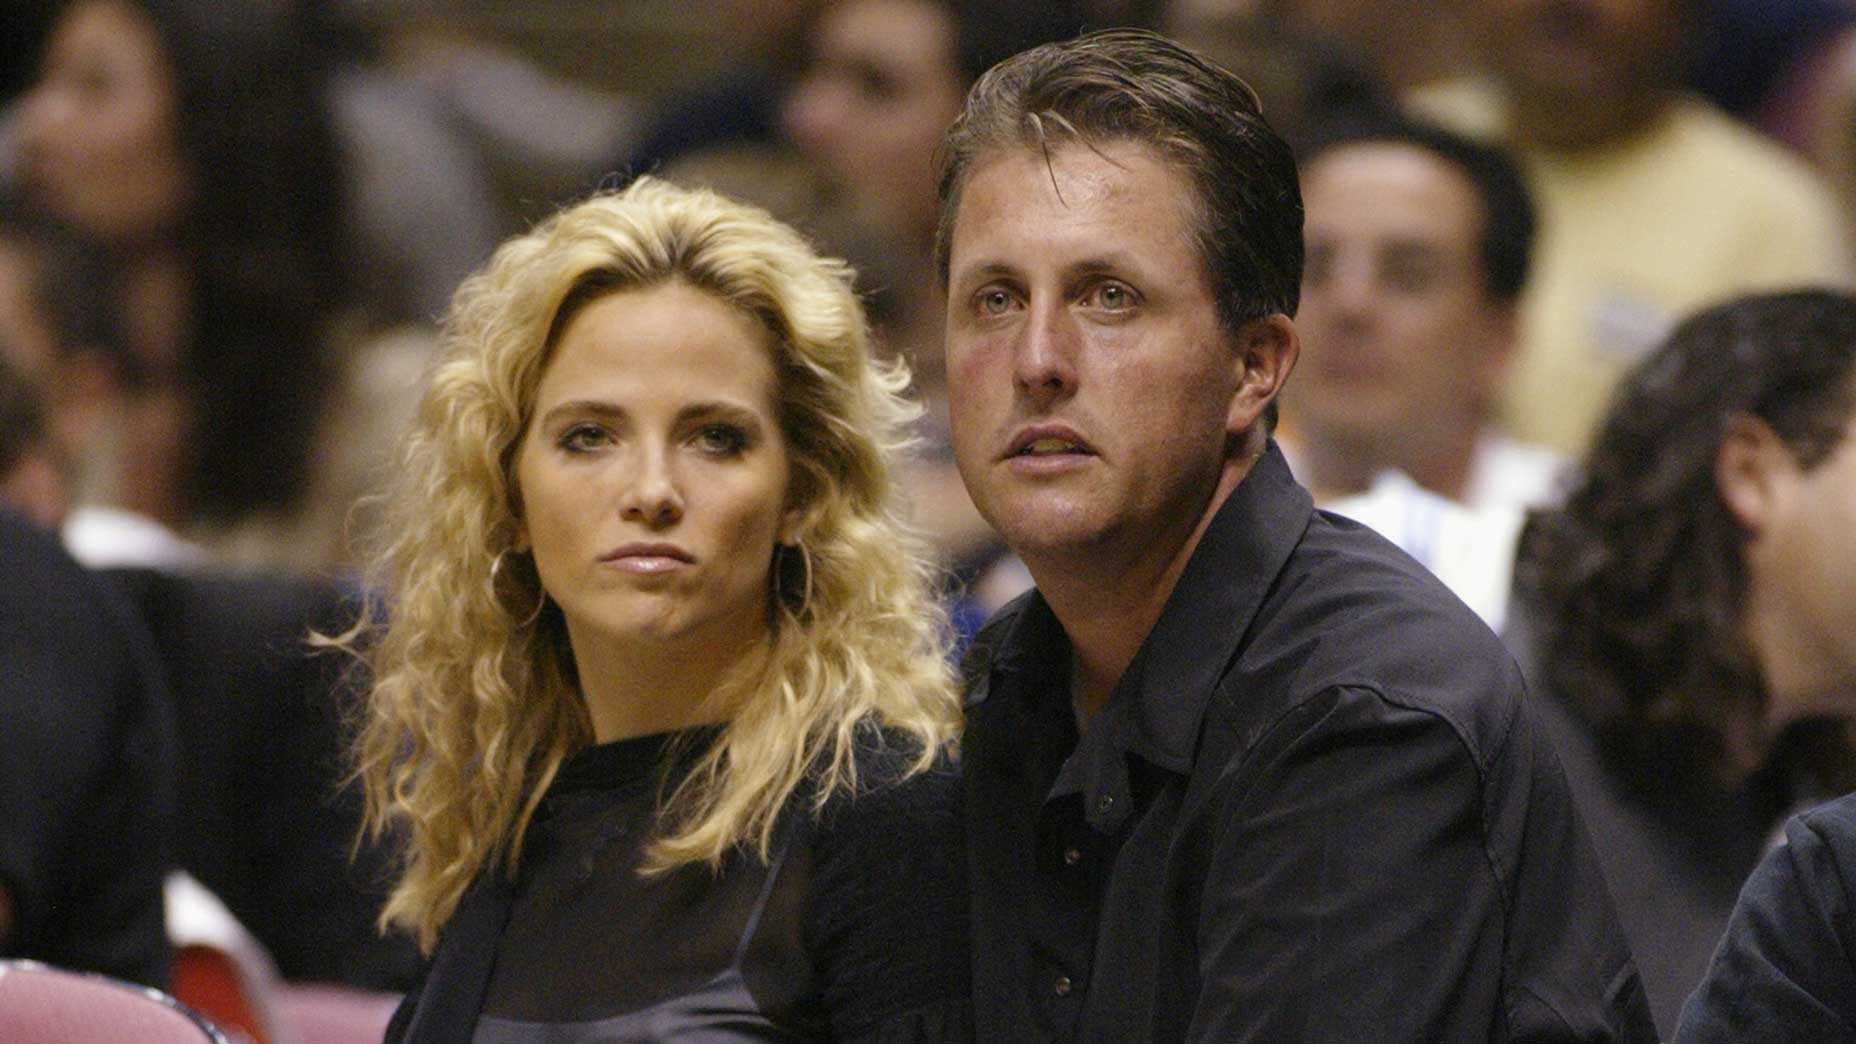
left=943, top=142, right=1256, bottom=568
left=1290, top=142, right=1512, bottom=457
left=1752, top=415, right=1856, bottom=701
left=1483, top=0, right=1688, bottom=110
left=782, top=0, right=966, bottom=240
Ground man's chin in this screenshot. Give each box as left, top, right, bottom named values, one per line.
left=991, top=506, right=1110, bottom=563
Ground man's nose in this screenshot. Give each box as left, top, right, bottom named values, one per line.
left=782, top=74, right=848, bottom=153
left=1012, top=301, right=1079, bottom=403
left=620, top=447, right=684, bottom=528
left=1319, top=254, right=1379, bottom=317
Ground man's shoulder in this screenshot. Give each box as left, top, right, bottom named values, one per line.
left=958, top=587, right=1041, bottom=708
left=1215, top=512, right=1528, bottom=763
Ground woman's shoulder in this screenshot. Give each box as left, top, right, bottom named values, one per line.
left=803, top=729, right=970, bottom=1042
left=812, top=728, right=961, bottom=838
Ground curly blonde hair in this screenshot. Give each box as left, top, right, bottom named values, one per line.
left=343, top=178, right=960, bottom=951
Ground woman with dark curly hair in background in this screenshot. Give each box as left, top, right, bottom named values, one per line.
left=1513, top=288, right=1856, bottom=1037
left=15, top=0, right=353, bottom=564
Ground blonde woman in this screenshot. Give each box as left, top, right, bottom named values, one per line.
left=349, top=178, right=970, bottom=1042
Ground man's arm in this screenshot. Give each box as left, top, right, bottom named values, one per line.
left=1189, top=684, right=1652, bottom=1043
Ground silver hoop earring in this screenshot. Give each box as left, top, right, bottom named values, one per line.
left=490, top=549, right=548, bottom=628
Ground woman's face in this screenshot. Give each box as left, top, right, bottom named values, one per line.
left=782, top=0, right=966, bottom=241
left=514, top=279, right=800, bottom=666
left=19, top=0, right=191, bottom=243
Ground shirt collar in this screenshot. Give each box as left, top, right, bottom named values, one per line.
left=983, top=442, right=1313, bottom=777
left=1120, top=442, right=1312, bottom=772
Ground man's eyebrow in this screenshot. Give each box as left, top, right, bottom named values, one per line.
left=953, top=261, right=1020, bottom=285
left=1068, top=257, right=1124, bottom=277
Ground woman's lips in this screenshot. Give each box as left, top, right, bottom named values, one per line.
left=601, top=544, right=693, bottom=574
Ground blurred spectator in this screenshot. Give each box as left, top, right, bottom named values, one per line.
left=1417, top=0, right=1855, bottom=455
left=304, top=1, right=504, bottom=327
left=103, top=565, right=424, bottom=990
left=10, top=0, right=449, bottom=571
left=15, top=0, right=346, bottom=556
left=0, top=206, right=201, bottom=566
left=1160, top=1, right=1388, bottom=151
left=1272, top=114, right=1560, bottom=630
left=1167, top=0, right=1472, bottom=107
left=1288, top=113, right=1562, bottom=509
left=1513, top=289, right=1856, bottom=1036
left=778, top=0, right=1086, bottom=580
left=782, top=0, right=1088, bottom=362
left=614, top=0, right=811, bottom=177
left=379, top=20, right=640, bottom=230
left=0, top=218, right=422, bottom=989
left=0, top=506, right=174, bottom=988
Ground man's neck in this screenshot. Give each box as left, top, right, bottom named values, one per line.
left=1029, top=454, right=1257, bottom=724
left=1299, top=424, right=1480, bottom=504
left=1509, top=89, right=1673, bottom=153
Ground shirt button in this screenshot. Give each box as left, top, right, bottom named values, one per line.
left=1096, top=794, right=1115, bottom=815
left=1063, top=847, right=1082, bottom=866
left=1053, top=975, right=1073, bottom=997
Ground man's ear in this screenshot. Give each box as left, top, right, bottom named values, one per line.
left=1226, top=314, right=1300, bottom=437
left=1715, top=413, right=1795, bottom=535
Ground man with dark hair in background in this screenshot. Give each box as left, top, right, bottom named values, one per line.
left=939, top=27, right=1655, bottom=1043
left=1280, top=113, right=1564, bottom=630
left=1517, top=288, right=1856, bottom=1036
left=1289, top=113, right=1560, bottom=511
left=0, top=506, right=173, bottom=987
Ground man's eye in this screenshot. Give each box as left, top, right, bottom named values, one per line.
left=1088, top=281, right=1138, bottom=311
left=695, top=424, right=748, bottom=457
left=977, top=289, right=1015, bottom=316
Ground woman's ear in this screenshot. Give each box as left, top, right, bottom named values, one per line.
left=1715, top=414, right=1795, bottom=535
left=778, top=502, right=811, bottom=547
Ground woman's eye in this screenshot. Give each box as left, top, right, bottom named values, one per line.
left=558, top=424, right=607, bottom=453
left=694, top=424, right=748, bottom=457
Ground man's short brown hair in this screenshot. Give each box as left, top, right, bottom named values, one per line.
left=935, top=27, right=1304, bottom=333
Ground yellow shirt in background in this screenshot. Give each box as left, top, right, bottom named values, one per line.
left=1410, top=85, right=1855, bottom=453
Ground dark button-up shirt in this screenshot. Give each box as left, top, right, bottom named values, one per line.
left=962, top=446, right=1657, bottom=1043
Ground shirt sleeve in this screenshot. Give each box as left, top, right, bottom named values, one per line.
left=1674, top=800, right=1856, bottom=1044
left=1188, top=683, right=1647, bottom=1044
left=0, top=523, right=173, bottom=988
left=805, top=750, right=974, bottom=1043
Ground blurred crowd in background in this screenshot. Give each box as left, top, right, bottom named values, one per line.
left=3, top=0, right=1856, bottom=1040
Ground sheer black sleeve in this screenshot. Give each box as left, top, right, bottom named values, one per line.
left=806, top=743, right=973, bottom=1043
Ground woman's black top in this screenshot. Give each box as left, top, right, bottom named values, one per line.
left=386, top=727, right=971, bottom=1044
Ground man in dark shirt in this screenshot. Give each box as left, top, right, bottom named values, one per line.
left=0, top=509, right=173, bottom=987
left=935, top=29, right=1657, bottom=1042
left=1676, top=792, right=1856, bottom=1043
